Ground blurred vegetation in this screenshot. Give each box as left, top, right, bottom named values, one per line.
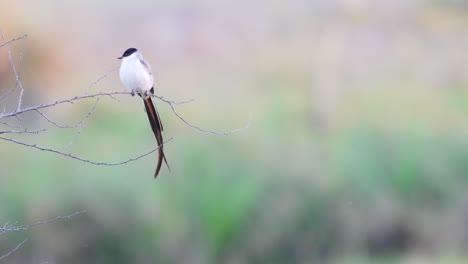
left=1, top=0, right=468, bottom=263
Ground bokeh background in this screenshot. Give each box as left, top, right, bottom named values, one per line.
left=1, top=0, right=468, bottom=263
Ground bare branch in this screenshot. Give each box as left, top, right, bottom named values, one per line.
left=1, top=211, right=86, bottom=234
left=0, top=239, right=27, bottom=261
left=167, top=103, right=253, bottom=135
left=35, top=95, right=101, bottom=129
left=84, top=67, right=119, bottom=94
left=0, top=128, right=46, bottom=135
left=0, top=34, right=27, bottom=48
left=141, top=94, right=251, bottom=135
left=0, top=135, right=173, bottom=166
left=1, top=91, right=124, bottom=118
left=33, top=72, right=109, bottom=149
left=0, top=91, right=194, bottom=119
left=0, top=89, right=249, bottom=163
left=57, top=96, right=101, bottom=149
left=35, top=109, right=80, bottom=129
left=0, top=211, right=84, bottom=261
left=1, top=31, right=25, bottom=110
left=155, top=95, right=195, bottom=105
left=0, top=121, right=22, bottom=129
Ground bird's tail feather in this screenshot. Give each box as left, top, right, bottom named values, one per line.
left=143, top=96, right=170, bottom=178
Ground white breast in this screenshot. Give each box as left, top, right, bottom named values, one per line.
left=119, top=54, right=154, bottom=93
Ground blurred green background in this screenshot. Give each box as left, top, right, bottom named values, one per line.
left=1, top=1, right=468, bottom=263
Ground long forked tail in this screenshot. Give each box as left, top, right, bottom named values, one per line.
left=142, top=96, right=170, bottom=178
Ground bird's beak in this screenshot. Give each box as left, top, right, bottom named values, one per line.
left=117, top=56, right=123, bottom=59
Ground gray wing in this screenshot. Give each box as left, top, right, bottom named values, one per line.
left=140, top=59, right=153, bottom=76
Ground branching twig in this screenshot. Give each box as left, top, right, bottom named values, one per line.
left=0, top=211, right=86, bottom=234
left=0, top=128, right=46, bottom=135
left=0, top=89, right=249, bottom=165
left=0, top=211, right=85, bottom=262
left=0, top=33, right=25, bottom=100
left=1, top=91, right=249, bottom=135
left=0, top=135, right=173, bottom=166
left=34, top=96, right=100, bottom=129
left=0, top=91, right=193, bottom=119
left=1, top=31, right=25, bottom=110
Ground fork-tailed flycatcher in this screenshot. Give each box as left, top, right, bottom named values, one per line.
left=118, top=47, right=169, bottom=178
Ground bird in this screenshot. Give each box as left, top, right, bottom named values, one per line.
left=118, top=47, right=169, bottom=178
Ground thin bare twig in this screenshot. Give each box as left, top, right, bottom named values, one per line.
left=84, top=67, right=119, bottom=94
left=0, top=88, right=247, bottom=165
left=35, top=96, right=101, bottom=129
left=0, top=128, right=46, bottom=135
left=155, top=95, right=195, bottom=105
left=1, top=91, right=249, bottom=135
left=0, top=135, right=173, bottom=166
left=0, top=34, right=27, bottom=48
left=0, top=91, right=183, bottom=119
left=0, top=31, right=25, bottom=110
left=0, top=211, right=85, bottom=261
left=59, top=97, right=102, bottom=149
left=0, top=33, right=25, bottom=100
left=0, top=121, right=22, bottom=129
left=33, top=71, right=111, bottom=149
left=167, top=103, right=252, bottom=135
left=1, top=211, right=86, bottom=234
left=0, top=239, right=27, bottom=261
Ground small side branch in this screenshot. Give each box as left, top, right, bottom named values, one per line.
left=0, top=135, right=173, bottom=166
left=167, top=102, right=252, bottom=135
left=0, top=239, right=27, bottom=261
left=0, top=211, right=85, bottom=262
left=1, top=31, right=25, bottom=109
left=0, top=34, right=27, bottom=48
left=0, top=211, right=86, bottom=234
